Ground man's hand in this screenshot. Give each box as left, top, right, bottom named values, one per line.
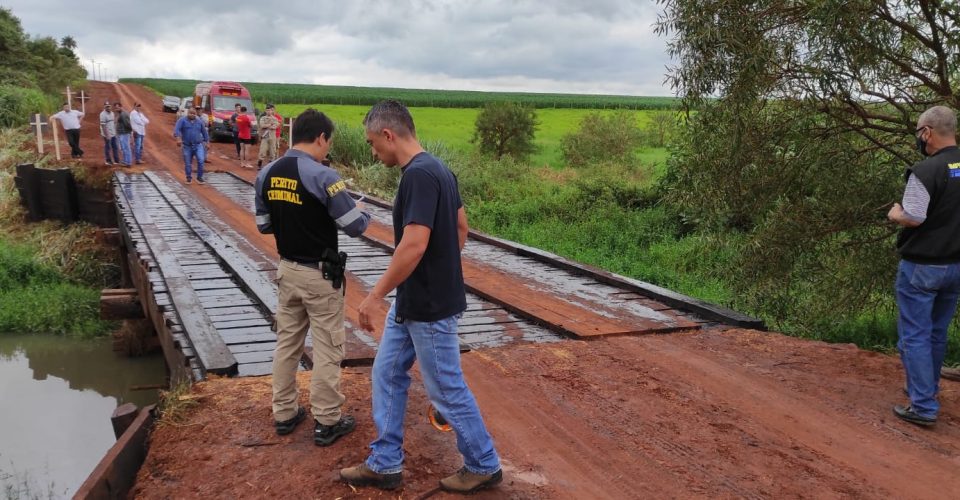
left=176, top=139, right=182, bottom=147
left=357, top=292, right=381, bottom=332
left=888, top=202, right=904, bottom=222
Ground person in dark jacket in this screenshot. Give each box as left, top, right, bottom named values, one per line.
left=113, top=102, right=133, bottom=166
left=888, top=105, right=960, bottom=427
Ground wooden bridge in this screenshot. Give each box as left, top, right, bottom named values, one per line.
left=112, top=169, right=761, bottom=383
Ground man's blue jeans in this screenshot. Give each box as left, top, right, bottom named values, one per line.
left=366, top=302, right=500, bottom=475
left=896, top=259, right=960, bottom=418
left=102, top=136, right=119, bottom=164
left=181, top=144, right=205, bottom=181
left=117, top=133, right=131, bottom=165
left=133, top=133, right=144, bottom=162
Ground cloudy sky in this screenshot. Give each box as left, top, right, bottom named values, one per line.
left=7, top=0, right=674, bottom=96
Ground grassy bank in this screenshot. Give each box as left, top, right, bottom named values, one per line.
left=0, top=129, right=117, bottom=338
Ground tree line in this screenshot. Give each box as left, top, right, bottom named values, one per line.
left=654, top=0, right=960, bottom=338
left=0, top=7, right=86, bottom=127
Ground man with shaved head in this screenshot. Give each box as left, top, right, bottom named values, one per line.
left=888, top=105, right=960, bottom=427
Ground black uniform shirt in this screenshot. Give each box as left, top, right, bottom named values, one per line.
left=254, top=149, right=369, bottom=261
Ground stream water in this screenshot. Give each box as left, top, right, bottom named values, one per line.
left=0, top=334, right=166, bottom=498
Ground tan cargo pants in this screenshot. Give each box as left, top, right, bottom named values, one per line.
left=258, top=134, right=278, bottom=162
left=272, top=259, right=346, bottom=425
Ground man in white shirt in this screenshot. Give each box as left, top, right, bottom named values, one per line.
left=130, top=103, right=150, bottom=164
left=51, top=103, right=84, bottom=158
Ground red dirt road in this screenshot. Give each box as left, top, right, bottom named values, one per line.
left=79, top=82, right=960, bottom=498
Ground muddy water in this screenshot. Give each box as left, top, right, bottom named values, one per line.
left=0, top=334, right=166, bottom=497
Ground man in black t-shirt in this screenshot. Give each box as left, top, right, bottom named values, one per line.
left=340, top=101, right=502, bottom=494
left=888, top=105, right=960, bottom=427
left=255, top=109, right=370, bottom=445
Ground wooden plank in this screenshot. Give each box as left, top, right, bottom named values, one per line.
left=100, top=289, right=145, bottom=320
left=73, top=405, right=155, bottom=500
left=145, top=171, right=280, bottom=315
left=361, top=222, right=699, bottom=339
left=237, top=361, right=273, bottom=377
left=213, top=318, right=271, bottom=329
left=123, top=175, right=237, bottom=376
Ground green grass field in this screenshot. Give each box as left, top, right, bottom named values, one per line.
left=122, top=78, right=679, bottom=110
left=275, top=103, right=670, bottom=169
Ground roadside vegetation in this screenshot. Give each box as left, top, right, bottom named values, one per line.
left=0, top=10, right=115, bottom=338
left=0, top=8, right=86, bottom=126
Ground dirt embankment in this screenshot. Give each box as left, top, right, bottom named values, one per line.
left=86, top=82, right=960, bottom=499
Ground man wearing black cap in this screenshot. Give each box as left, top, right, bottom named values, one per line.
left=258, top=104, right=280, bottom=169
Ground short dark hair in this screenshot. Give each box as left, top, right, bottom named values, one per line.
left=266, top=103, right=275, bottom=109
left=235, top=103, right=241, bottom=107
left=363, top=99, right=415, bottom=137
left=240, top=106, right=247, bottom=112
left=292, top=108, right=334, bottom=145
left=62, top=102, right=69, bottom=107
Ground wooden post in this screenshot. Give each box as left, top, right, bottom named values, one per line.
left=63, top=86, right=74, bottom=110
left=286, top=118, right=294, bottom=153
left=49, top=116, right=62, bottom=161
left=79, top=90, right=88, bottom=114
left=30, top=113, right=44, bottom=154
left=111, top=403, right=139, bottom=439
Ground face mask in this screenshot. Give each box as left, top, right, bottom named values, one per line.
left=916, top=127, right=929, bottom=156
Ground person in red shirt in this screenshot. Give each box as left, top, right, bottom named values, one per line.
left=236, top=106, right=254, bottom=168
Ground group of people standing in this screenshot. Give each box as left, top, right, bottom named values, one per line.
left=228, top=102, right=282, bottom=169
left=254, top=101, right=503, bottom=494
left=98, top=100, right=149, bottom=166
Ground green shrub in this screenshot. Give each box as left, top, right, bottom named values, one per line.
left=560, top=111, right=642, bottom=168
left=0, top=84, right=53, bottom=127
left=473, top=102, right=538, bottom=160
left=0, top=283, right=110, bottom=337
left=0, top=242, right=60, bottom=291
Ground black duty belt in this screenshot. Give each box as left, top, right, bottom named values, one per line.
left=282, top=258, right=320, bottom=269
left=282, top=252, right=348, bottom=292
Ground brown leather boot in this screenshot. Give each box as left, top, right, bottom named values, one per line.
left=439, top=467, right=503, bottom=493
left=339, top=463, right=402, bottom=490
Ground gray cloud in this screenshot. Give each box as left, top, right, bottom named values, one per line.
left=7, top=0, right=672, bottom=95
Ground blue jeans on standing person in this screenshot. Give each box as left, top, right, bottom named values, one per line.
left=103, top=136, right=119, bottom=164
left=365, top=302, right=500, bottom=476
left=896, top=259, right=960, bottom=419
left=117, top=133, right=131, bottom=165
left=181, top=143, right=205, bottom=181
left=133, top=133, right=144, bottom=162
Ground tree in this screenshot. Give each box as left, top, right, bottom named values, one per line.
left=561, top=111, right=642, bottom=167
left=655, top=0, right=959, bottom=330
left=643, top=110, right=676, bottom=148
left=60, top=35, right=76, bottom=50
left=473, top=102, right=538, bottom=160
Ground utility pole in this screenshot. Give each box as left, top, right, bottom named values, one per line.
left=90, top=58, right=96, bottom=80
left=96, top=62, right=102, bottom=81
